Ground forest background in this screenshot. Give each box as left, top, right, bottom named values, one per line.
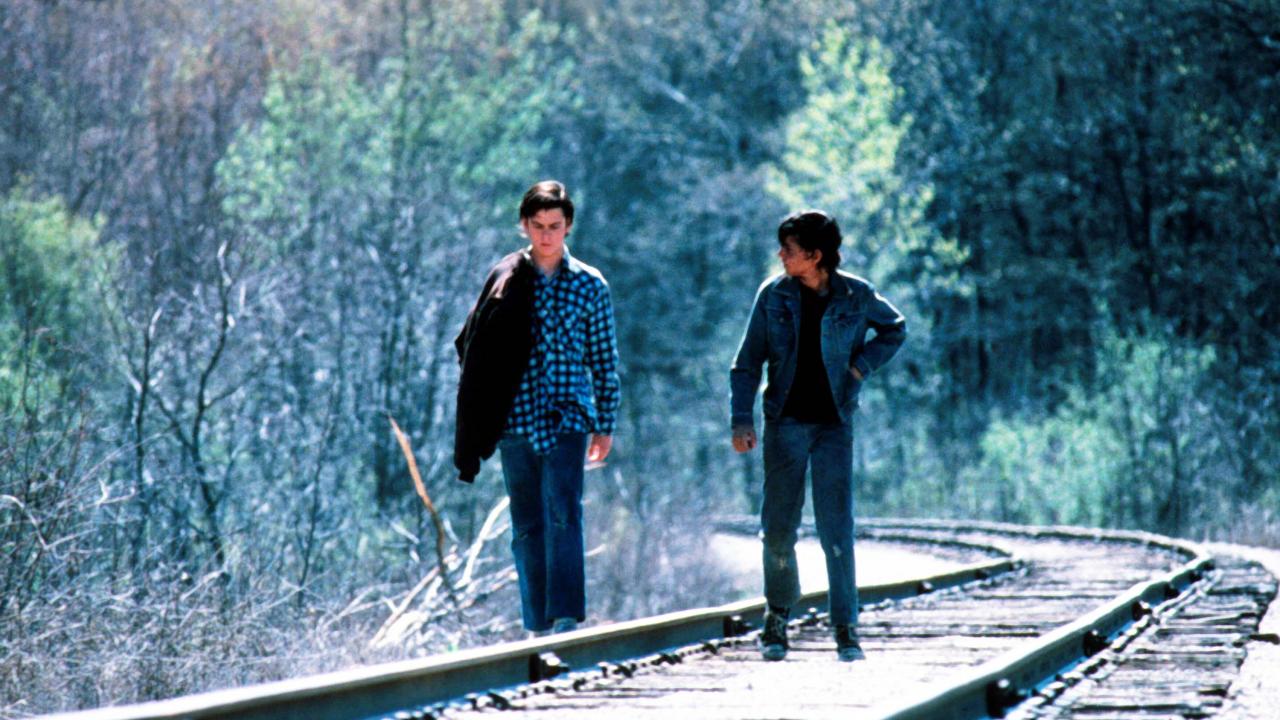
left=2, top=0, right=1277, bottom=715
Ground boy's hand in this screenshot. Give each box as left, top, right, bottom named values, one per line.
left=732, top=425, right=757, bottom=453
left=587, top=434, right=613, bottom=463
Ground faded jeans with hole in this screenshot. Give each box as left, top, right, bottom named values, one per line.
left=499, top=432, right=588, bottom=632
left=761, top=418, right=858, bottom=626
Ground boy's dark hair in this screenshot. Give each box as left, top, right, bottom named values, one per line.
left=519, top=180, right=574, bottom=225
left=778, top=210, right=841, bottom=271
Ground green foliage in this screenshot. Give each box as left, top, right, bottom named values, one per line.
left=218, top=55, right=386, bottom=256
left=766, top=24, right=963, bottom=287
left=969, top=326, right=1220, bottom=534
left=0, top=190, right=107, bottom=411
left=870, top=0, right=1280, bottom=402
left=220, top=10, right=571, bottom=254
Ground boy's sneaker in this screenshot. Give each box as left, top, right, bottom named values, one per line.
left=758, top=610, right=789, bottom=661
left=551, top=617, right=579, bottom=634
left=834, top=624, right=865, bottom=662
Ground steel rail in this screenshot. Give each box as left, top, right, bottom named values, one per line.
left=41, top=528, right=1017, bottom=720
left=864, top=519, right=1214, bottom=719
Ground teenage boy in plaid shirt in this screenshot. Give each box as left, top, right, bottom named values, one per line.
left=461, top=180, right=620, bottom=635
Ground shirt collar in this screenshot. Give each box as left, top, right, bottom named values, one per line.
left=529, top=246, right=573, bottom=284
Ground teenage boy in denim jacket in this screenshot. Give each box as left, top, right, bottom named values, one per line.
left=730, top=210, right=906, bottom=661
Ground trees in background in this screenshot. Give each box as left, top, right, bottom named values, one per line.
left=853, top=0, right=1280, bottom=532
left=1, top=0, right=1277, bottom=713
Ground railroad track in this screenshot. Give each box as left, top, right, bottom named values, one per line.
left=45, top=520, right=1276, bottom=720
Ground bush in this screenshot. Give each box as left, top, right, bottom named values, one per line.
left=967, top=325, right=1231, bottom=535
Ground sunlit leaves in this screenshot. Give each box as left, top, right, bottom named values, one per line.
left=0, top=190, right=110, bottom=410
left=765, top=24, right=957, bottom=286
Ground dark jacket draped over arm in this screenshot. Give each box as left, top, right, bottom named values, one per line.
left=453, top=250, right=535, bottom=482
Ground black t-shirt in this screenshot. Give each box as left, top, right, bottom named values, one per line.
left=781, top=284, right=841, bottom=424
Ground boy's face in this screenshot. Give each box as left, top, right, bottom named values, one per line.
left=778, top=236, right=822, bottom=277
left=522, top=208, right=570, bottom=263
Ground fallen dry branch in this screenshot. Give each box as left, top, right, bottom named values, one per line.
left=388, top=416, right=454, bottom=599
left=369, top=431, right=517, bottom=649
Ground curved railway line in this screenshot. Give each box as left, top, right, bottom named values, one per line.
left=47, top=520, right=1277, bottom=720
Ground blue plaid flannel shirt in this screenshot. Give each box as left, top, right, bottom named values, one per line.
left=506, top=248, right=621, bottom=454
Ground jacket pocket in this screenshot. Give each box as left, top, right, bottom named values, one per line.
left=766, top=304, right=794, bottom=357
left=826, top=310, right=864, bottom=358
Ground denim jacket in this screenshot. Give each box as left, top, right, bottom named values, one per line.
left=730, top=271, right=907, bottom=428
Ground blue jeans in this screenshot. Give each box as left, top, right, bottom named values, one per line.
left=761, top=418, right=858, bottom=626
left=498, top=432, right=588, bottom=632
